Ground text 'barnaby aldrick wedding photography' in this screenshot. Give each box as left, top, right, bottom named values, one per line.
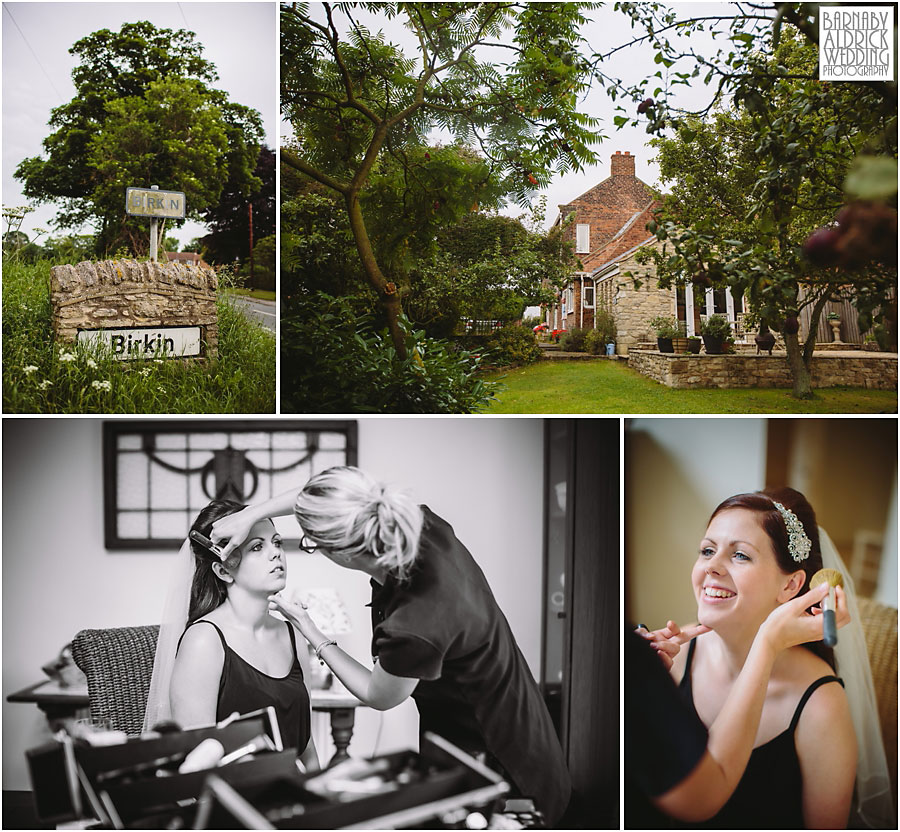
left=820, top=6, right=895, bottom=80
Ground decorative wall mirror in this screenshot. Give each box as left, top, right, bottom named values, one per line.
left=103, top=420, right=358, bottom=549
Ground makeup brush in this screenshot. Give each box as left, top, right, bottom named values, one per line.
left=810, top=568, right=843, bottom=647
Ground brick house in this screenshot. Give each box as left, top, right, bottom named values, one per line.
left=546, top=151, right=658, bottom=335
left=547, top=150, right=766, bottom=354
left=547, top=150, right=870, bottom=354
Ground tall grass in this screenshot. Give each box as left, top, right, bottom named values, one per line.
left=2, top=257, right=275, bottom=413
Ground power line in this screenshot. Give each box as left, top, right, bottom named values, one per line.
left=177, top=2, right=190, bottom=30
left=3, top=4, right=66, bottom=103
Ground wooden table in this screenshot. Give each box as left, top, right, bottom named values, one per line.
left=7, top=680, right=362, bottom=763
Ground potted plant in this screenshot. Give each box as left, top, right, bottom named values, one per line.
left=701, top=314, right=732, bottom=354
left=671, top=321, right=689, bottom=353
left=649, top=315, right=680, bottom=353
left=826, top=311, right=842, bottom=343
left=686, top=336, right=702, bottom=354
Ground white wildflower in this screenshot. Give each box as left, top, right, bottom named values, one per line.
left=86, top=358, right=98, bottom=369
left=24, top=365, right=38, bottom=375
left=92, top=380, right=112, bottom=392
left=38, top=380, right=52, bottom=390
left=59, top=351, right=76, bottom=362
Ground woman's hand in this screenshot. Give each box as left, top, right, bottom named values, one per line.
left=209, top=506, right=263, bottom=559
left=268, top=592, right=320, bottom=643
left=757, top=581, right=849, bottom=654
left=636, top=620, right=711, bottom=670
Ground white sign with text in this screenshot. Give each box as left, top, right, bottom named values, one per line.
left=77, top=326, right=202, bottom=359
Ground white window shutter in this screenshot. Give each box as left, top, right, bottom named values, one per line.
left=576, top=224, right=590, bottom=253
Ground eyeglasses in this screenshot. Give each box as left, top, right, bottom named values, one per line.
left=298, top=534, right=318, bottom=553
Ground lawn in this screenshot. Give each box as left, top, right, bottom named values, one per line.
left=224, top=287, right=276, bottom=302
left=3, top=257, right=276, bottom=414
left=482, top=359, right=897, bottom=414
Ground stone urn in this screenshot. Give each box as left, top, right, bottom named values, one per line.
left=828, top=318, right=843, bottom=343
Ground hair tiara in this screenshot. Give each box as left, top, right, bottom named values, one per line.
left=772, top=500, right=811, bottom=563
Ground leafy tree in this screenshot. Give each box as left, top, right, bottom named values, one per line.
left=15, top=21, right=263, bottom=255
left=281, top=1, right=602, bottom=357
left=202, top=146, right=276, bottom=264
left=640, top=32, right=896, bottom=398
left=408, top=203, right=575, bottom=336
left=182, top=238, right=206, bottom=254
left=244, top=234, right=276, bottom=291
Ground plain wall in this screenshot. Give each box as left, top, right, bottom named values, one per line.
left=625, top=418, right=768, bottom=627
left=2, top=417, right=545, bottom=791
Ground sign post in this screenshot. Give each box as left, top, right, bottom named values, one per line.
left=125, top=185, right=186, bottom=262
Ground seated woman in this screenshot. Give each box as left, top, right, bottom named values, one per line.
left=146, top=500, right=318, bottom=772
left=642, top=487, right=890, bottom=829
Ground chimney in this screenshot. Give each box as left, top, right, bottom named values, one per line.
left=611, top=150, right=635, bottom=177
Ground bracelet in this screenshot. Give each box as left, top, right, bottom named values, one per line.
left=313, top=638, right=337, bottom=663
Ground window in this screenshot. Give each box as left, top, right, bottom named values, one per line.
left=583, top=284, right=595, bottom=309
left=102, top=420, right=357, bottom=549
left=576, top=224, right=590, bottom=253
left=566, top=285, right=575, bottom=310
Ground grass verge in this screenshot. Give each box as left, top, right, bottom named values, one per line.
left=481, top=359, right=897, bottom=414
left=224, top=288, right=276, bottom=302
left=3, top=257, right=275, bottom=413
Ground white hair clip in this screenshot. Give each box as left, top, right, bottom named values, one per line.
left=772, top=501, right=811, bottom=563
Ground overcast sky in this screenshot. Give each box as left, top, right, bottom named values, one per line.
left=2, top=1, right=276, bottom=247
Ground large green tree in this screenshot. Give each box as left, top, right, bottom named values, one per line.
left=641, top=32, right=896, bottom=398
left=202, top=146, right=276, bottom=265
left=15, top=21, right=263, bottom=255
left=280, top=1, right=602, bottom=357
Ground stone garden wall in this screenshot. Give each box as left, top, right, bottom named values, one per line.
left=50, top=259, right=218, bottom=357
left=628, top=350, right=897, bottom=390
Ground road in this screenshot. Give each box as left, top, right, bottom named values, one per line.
left=232, top=296, right=276, bottom=332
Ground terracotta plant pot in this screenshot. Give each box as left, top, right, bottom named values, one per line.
left=671, top=336, right=689, bottom=353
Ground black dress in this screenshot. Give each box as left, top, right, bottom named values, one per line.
left=678, top=637, right=843, bottom=829
left=368, top=506, right=572, bottom=826
left=178, top=619, right=311, bottom=754
left=624, top=628, right=709, bottom=829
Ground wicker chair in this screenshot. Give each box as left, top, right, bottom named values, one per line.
left=857, top=598, right=898, bottom=816
left=71, top=625, right=160, bottom=736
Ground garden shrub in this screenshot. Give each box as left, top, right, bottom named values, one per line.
left=485, top=324, right=542, bottom=367
left=584, top=329, right=606, bottom=355
left=559, top=327, right=588, bottom=352
left=281, top=292, right=498, bottom=413
left=595, top=310, right=617, bottom=345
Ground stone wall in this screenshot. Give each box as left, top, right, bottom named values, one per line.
left=628, top=350, right=898, bottom=390
left=50, top=259, right=218, bottom=357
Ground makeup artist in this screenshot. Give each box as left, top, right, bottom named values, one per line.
left=210, top=466, right=573, bottom=827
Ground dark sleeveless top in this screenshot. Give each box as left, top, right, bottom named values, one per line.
left=179, top=620, right=311, bottom=754
left=678, top=637, right=843, bottom=829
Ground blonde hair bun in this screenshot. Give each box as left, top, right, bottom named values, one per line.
left=295, top=467, right=424, bottom=581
